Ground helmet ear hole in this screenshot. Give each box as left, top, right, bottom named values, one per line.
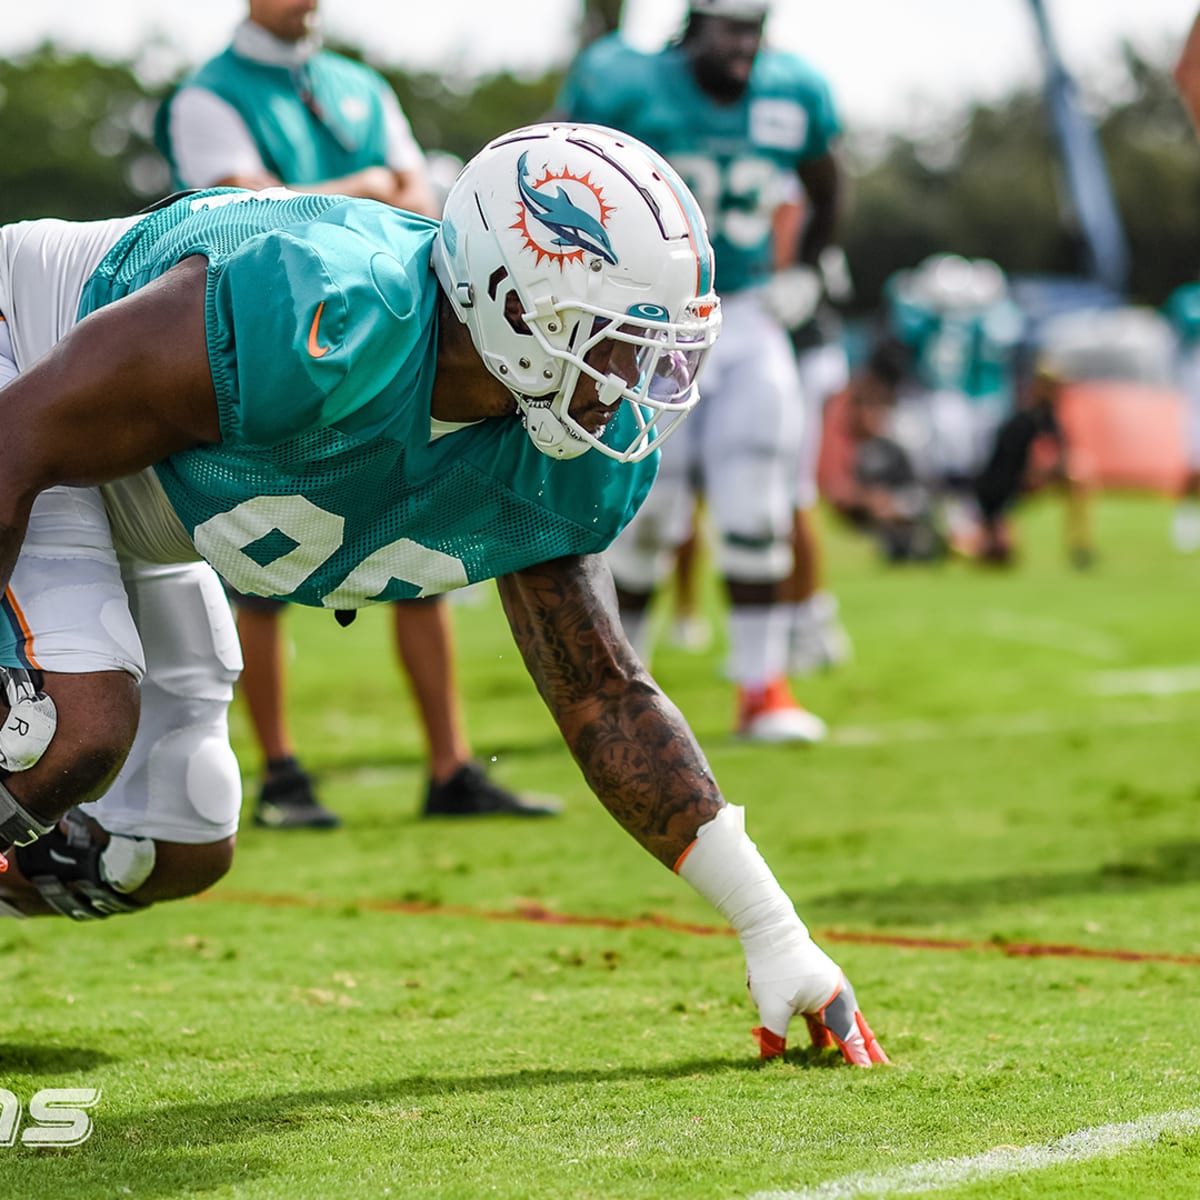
left=502, top=290, right=533, bottom=336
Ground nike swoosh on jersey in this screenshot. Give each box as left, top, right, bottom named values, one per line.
left=307, top=301, right=332, bottom=358
left=49, top=849, right=74, bottom=865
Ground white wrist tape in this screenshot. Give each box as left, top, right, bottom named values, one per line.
left=675, top=804, right=807, bottom=941
left=677, top=804, right=840, bottom=1026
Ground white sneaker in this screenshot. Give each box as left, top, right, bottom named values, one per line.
left=1172, top=504, right=1200, bottom=554
left=666, top=615, right=713, bottom=654
left=735, top=678, right=827, bottom=744
left=789, top=593, right=852, bottom=677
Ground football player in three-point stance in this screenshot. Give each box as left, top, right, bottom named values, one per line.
left=0, top=123, right=886, bottom=1065
left=555, top=0, right=845, bottom=742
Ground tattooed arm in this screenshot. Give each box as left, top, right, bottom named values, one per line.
left=497, top=554, right=724, bottom=867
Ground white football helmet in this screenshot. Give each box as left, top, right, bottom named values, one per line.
left=433, top=123, right=721, bottom=461
left=906, top=253, right=1008, bottom=313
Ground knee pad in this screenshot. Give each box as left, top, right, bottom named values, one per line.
left=714, top=529, right=793, bottom=584
left=14, top=812, right=154, bottom=920
left=83, top=563, right=243, bottom=842
left=125, top=678, right=243, bottom=830
left=0, top=666, right=57, bottom=774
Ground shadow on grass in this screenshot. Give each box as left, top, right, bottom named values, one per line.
left=0, top=1043, right=117, bottom=1076
left=805, top=840, right=1200, bottom=925
left=5, top=1054, right=785, bottom=1200
left=312, top=732, right=569, bottom=779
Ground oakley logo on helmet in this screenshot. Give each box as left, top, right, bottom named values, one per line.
left=513, top=151, right=618, bottom=268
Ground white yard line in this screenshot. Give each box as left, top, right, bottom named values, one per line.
left=748, top=1109, right=1200, bottom=1200
left=1087, top=664, right=1200, bottom=697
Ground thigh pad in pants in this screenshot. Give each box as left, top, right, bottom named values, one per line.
left=701, top=306, right=804, bottom=582
left=79, top=562, right=244, bottom=845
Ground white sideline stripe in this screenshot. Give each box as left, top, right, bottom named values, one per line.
left=1087, top=664, right=1200, bottom=697
left=748, top=1109, right=1200, bottom=1200
left=828, top=702, right=1195, bottom=748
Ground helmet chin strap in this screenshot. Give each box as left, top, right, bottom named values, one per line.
left=596, top=373, right=625, bottom=409
left=520, top=397, right=592, bottom=460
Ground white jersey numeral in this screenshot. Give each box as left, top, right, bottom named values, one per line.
left=193, top=495, right=468, bottom=605
left=671, top=154, right=781, bottom=251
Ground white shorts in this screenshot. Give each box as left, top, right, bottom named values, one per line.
left=0, top=214, right=141, bottom=368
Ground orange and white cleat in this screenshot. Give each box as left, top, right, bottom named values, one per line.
left=735, top=677, right=827, bottom=744
left=752, top=972, right=889, bottom=1067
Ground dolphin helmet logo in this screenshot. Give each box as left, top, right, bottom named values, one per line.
left=512, top=150, right=618, bottom=268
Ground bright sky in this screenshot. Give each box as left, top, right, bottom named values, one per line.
left=6, top=0, right=1198, bottom=132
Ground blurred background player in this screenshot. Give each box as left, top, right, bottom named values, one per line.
left=157, top=0, right=556, bottom=824
left=967, top=358, right=1093, bottom=567
left=554, top=0, right=843, bottom=743
left=883, top=253, right=1026, bottom=545
left=820, top=338, right=944, bottom=563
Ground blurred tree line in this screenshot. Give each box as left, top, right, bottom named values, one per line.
left=1, top=37, right=1196, bottom=308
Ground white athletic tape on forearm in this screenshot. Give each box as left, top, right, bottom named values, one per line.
left=676, top=804, right=807, bottom=940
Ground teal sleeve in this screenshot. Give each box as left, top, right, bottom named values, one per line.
left=785, top=57, right=842, bottom=160
left=205, top=227, right=418, bottom=445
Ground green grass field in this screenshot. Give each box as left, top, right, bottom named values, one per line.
left=4, top=494, right=1200, bottom=1199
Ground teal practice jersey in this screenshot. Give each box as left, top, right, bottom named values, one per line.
left=556, top=34, right=841, bottom=295
left=79, top=189, right=656, bottom=608
left=886, top=282, right=1024, bottom=406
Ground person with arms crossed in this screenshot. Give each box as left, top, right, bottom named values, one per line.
left=156, top=0, right=552, bottom=825
left=0, top=123, right=886, bottom=1066
left=555, top=0, right=843, bottom=743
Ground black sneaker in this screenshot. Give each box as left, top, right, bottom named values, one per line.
left=423, top=761, right=560, bottom=818
left=253, top=760, right=342, bottom=830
